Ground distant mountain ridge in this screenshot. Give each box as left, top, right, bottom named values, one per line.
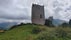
left=52, top=19, right=66, bottom=26
left=0, top=22, right=18, bottom=30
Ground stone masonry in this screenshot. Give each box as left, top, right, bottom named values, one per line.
left=32, top=4, right=45, bottom=25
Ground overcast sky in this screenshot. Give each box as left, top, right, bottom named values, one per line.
left=0, top=0, right=71, bottom=23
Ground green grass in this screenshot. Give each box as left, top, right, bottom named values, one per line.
left=0, top=24, right=71, bottom=40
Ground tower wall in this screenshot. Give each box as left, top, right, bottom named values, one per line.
left=32, top=4, right=45, bottom=25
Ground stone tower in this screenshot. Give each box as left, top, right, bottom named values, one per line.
left=32, top=4, right=45, bottom=25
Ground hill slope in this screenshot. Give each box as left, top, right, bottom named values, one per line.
left=0, top=24, right=71, bottom=40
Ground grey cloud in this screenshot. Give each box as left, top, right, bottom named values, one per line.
left=0, top=0, right=31, bottom=20
left=54, top=7, right=63, bottom=13
left=0, top=9, right=31, bottom=20
left=52, top=0, right=65, bottom=8
left=65, top=6, right=71, bottom=12
left=52, top=0, right=58, bottom=8
left=0, top=0, right=71, bottom=23
left=0, top=0, right=12, bottom=7
left=53, top=7, right=63, bottom=19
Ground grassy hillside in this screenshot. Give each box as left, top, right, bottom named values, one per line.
left=0, top=24, right=71, bottom=40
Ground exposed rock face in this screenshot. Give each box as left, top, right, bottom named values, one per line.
left=32, top=4, right=45, bottom=25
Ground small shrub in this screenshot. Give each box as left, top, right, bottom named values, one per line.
left=54, top=28, right=67, bottom=38
left=35, top=32, right=55, bottom=40
left=60, top=22, right=69, bottom=28
left=32, top=27, right=41, bottom=34
left=35, top=28, right=69, bottom=40
left=26, top=23, right=32, bottom=25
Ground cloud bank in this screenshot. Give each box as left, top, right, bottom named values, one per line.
left=0, top=0, right=71, bottom=23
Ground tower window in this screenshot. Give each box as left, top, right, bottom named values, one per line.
left=40, top=14, right=42, bottom=18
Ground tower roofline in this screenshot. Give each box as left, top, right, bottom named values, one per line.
left=32, top=4, right=44, bottom=7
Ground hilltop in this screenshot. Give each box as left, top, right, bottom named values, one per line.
left=0, top=24, right=71, bottom=40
